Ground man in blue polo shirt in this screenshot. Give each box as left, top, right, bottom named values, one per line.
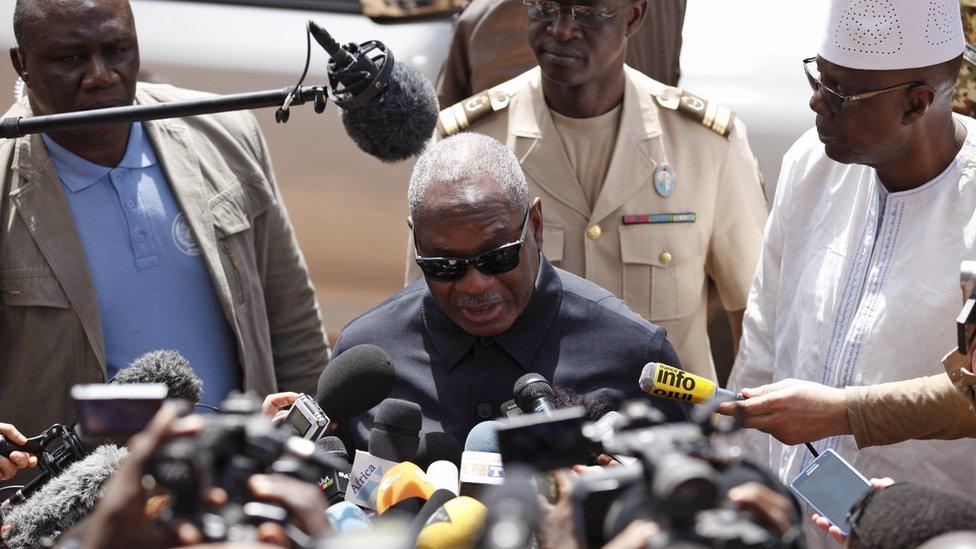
left=0, top=0, right=329, bottom=442
left=41, top=121, right=241, bottom=405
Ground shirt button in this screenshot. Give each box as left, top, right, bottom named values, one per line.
left=127, top=200, right=136, bottom=209
left=479, top=336, right=494, bottom=346
left=477, top=403, right=493, bottom=419
left=659, top=250, right=673, bottom=265
left=586, top=225, right=602, bottom=240
left=137, top=232, right=146, bottom=243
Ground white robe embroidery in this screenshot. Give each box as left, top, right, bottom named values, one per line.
left=730, top=116, right=976, bottom=545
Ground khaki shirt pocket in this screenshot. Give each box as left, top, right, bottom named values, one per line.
left=619, top=224, right=705, bottom=322
left=209, top=170, right=276, bottom=238
left=542, top=223, right=564, bottom=265
left=0, top=271, right=71, bottom=309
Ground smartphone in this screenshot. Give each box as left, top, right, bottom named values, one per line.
left=790, top=448, right=871, bottom=536
left=72, top=383, right=168, bottom=443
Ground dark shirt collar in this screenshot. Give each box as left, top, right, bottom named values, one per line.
left=421, top=255, right=562, bottom=372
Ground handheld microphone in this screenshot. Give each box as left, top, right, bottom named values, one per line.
left=415, top=496, right=488, bottom=549
left=410, top=488, right=457, bottom=542
left=0, top=445, right=127, bottom=547
left=427, top=461, right=460, bottom=496
left=307, top=22, right=438, bottom=162
left=325, top=501, right=372, bottom=534
left=375, top=461, right=436, bottom=516
left=460, top=421, right=505, bottom=496
left=315, top=344, right=396, bottom=423
left=638, top=363, right=739, bottom=405
left=345, top=397, right=420, bottom=510
left=415, top=432, right=462, bottom=470
left=368, top=398, right=422, bottom=462
left=513, top=373, right=557, bottom=416
left=315, top=436, right=351, bottom=504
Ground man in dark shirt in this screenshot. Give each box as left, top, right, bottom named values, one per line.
left=333, top=133, right=687, bottom=449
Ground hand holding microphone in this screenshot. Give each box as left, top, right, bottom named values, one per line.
left=714, top=378, right=852, bottom=445
left=638, top=363, right=738, bottom=405
left=0, top=423, right=37, bottom=481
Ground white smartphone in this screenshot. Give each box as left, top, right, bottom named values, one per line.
left=789, top=448, right=871, bottom=536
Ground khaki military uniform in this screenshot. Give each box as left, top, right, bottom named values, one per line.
left=412, top=66, right=767, bottom=380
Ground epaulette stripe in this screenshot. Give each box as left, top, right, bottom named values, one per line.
left=653, top=88, right=735, bottom=138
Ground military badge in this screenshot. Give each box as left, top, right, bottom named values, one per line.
left=654, top=164, right=676, bottom=197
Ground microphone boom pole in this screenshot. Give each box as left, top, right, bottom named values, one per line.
left=0, top=85, right=327, bottom=139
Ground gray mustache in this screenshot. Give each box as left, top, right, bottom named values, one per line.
left=455, top=291, right=503, bottom=308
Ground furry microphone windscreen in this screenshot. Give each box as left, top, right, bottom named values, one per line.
left=113, top=349, right=203, bottom=404
left=0, top=445, right=128, bottom=548
left=339, top=63, right=438, bottom=163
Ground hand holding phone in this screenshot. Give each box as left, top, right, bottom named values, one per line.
left=790, top=448, right=870, bottom=536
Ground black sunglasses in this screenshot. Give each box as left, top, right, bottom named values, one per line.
left=414, top=207, right=532, bottom=283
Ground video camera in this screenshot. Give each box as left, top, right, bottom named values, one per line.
left=144, top=392, right=348, bottom=547
left=495, top=399, right=804, bottom=548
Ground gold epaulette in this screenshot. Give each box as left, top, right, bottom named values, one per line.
left=437, top=69, right=537, bottom=136
left=653, top=87, right=735, bottom=138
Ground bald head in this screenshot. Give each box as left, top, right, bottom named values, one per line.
left=13, top=0, right=133, bottom=52
left=407, top=133, right=529, bottom=227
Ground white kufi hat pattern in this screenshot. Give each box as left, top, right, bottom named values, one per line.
left=820, top=0, right=965, bottom=70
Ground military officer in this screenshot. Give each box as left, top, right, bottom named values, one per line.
left=410, top=0, right=767, bottom=380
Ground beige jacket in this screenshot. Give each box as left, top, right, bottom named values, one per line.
left=0, top=83, right=329, bottom=438
left=411, top=67, right=767, bottom=380
left=846, top=349, right=976, bottom=448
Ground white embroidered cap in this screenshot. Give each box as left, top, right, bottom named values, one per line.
left=820, top=0, right=965, bottom=70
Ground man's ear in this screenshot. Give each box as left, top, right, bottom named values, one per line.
left=902, top=85, right=936, bottom=125
left=407, top=215, right=414, bottom=231
left=530, top=197, right=544, bottom=247
left=625, top=0, right=648, bottom=38
left=9, top=48, right=27, bottom=84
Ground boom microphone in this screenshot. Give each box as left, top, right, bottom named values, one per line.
left=0, top=445, right=127, bottom=548
left=638, top=363, right=739, bottom=405
left=112, top=349, right=203, bottom=404
left=513, top=373, right=557, bottom=416
left=308, top=21, right=438, bottom=162
left=316, top=344, right=396, bottom=421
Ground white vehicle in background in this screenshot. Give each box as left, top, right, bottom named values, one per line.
left=0, top=0, right=824, bottom=340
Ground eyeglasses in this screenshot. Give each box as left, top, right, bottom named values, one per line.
left=414, top=207, right=531, bottom=283
left=802, top=57, right=922, bottom=113
left=845, top=487, right=878, bottom=542
left=523, top=0, right=624, bottom=27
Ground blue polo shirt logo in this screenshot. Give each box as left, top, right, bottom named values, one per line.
left=172, top=212, right=201, bottom=256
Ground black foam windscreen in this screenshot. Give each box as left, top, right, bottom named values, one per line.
left=368, top=398, right=422, bottom=462
left=316, top=344, right=395, bottom=420
left=0, top=445, right=127, bottom=547
left=415, top=432, right=462, bottom=469
left=513, top=372, right=555, bottom=412
left=339, top=63, right=438, bottom=163
left=112, top=349, right=203, bottom=404
left=315, top=436, right=349, bottom=463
